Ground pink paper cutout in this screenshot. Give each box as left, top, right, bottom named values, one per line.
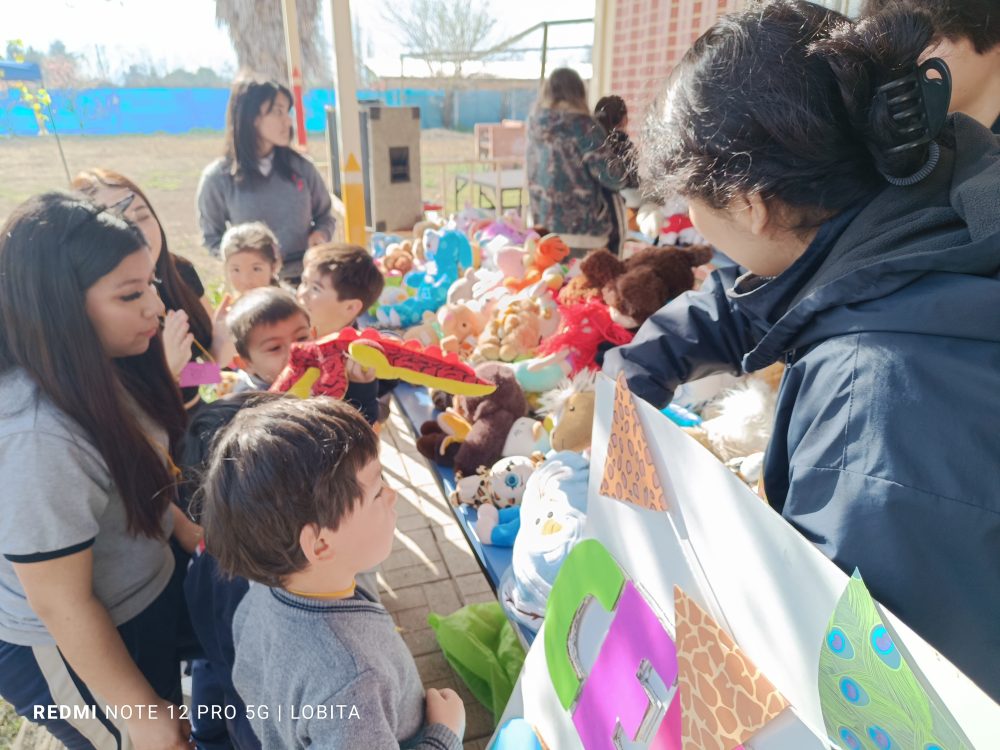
left=652, top=693, right=683, bottom=750
left=178, top=361, right=222, bottom=387
left=572, top=582, right=679, bottom=748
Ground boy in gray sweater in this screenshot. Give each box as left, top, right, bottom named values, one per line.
left=198, top=397, right=464, bottom=749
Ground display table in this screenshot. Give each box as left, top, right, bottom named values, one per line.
left=392, top=383, right=534, bottom=646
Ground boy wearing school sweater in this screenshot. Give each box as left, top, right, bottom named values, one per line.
left=198, top=397, right=464, bottom=749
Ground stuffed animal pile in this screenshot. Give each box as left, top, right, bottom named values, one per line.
left=364, top=209, right=784, bottom=638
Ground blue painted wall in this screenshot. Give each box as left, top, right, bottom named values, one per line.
left=0, top=86, right=537, bottom=136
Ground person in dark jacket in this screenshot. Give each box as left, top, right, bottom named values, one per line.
left=604, top=0, right=1000, bottom=701
left=527, top=68, right=628, bottom=257
left=594, top=95, right=639, bottom=193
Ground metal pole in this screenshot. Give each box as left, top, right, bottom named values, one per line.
left=281, top=0, right=308, bottom=148
left=330, top=0, right=367, bottom=246
left=46, top=101, right=71, bottom=185
left=540, top=22, right=549, bottom=84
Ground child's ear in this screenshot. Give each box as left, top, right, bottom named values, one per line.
left=299, top=524, right=333, bottom=562
left=233, top=354, right=249, bottom=371
left=346, top=299, right=364, bottom=319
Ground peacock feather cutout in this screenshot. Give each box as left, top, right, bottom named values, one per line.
left=819, top=571, right=971, bottom=750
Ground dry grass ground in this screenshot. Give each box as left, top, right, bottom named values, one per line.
left=0, top=129, right=478, bottom=293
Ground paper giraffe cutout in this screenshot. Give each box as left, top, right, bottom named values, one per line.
left=600, top=373, right=669, bottom=511
left=674, top=585, right=789, bottom=750
left=819, top=571, right=970, bottom=750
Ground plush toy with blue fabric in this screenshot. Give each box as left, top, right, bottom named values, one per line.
left=498, top=451, right=590, bottom=633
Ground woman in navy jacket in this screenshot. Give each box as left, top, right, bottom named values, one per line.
left=604, top=1, right=1000, bottom=700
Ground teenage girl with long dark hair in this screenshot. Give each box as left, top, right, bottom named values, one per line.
left=0, top=192, right=200, bottom=748
left=197, top=76, right=336, bottom=283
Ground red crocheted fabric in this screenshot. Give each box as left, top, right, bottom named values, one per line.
left=538, top=301, right=634, bottom=373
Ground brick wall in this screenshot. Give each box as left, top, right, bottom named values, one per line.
left=609, top=0, right=747, bottom=123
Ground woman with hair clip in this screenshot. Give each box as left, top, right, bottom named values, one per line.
left=196, top=76, right=336, bottom=284
left=74, top=169, right=222, bottom=410
left=526, top=67, right=628, bottom=258
left=0, top=192, right=201, bottom=748
left=604, top=1, right=1000, bottom=700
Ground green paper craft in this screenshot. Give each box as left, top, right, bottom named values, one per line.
left=819, top=571, right=971, bottom=750
left=544, top=539, right=626, bottom=710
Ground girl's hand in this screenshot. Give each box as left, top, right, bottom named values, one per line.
left=308, top=230, right=328, bottom=248
left=426, top=687, right=465, bottom=740
left=126, top=700, right=193, bottom=749
left=171, top=505, right=203, bottom=555
left=162, top=310, right=194, bottom=379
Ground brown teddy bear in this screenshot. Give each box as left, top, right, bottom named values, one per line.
left=383, top=240, right=416, bottom=275
left=417, top=362, right=527, bottom=476
left=559, top=245, right=713, bottom=328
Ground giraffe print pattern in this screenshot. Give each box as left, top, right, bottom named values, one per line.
left=674, top=586, right=789, bottom=750
left=599, top=372, right=669, bottom=511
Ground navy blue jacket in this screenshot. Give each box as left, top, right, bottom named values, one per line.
left=604, top=115, right=1000, bottom=701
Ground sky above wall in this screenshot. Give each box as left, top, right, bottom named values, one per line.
left=7, top=0, right=596, bottom=81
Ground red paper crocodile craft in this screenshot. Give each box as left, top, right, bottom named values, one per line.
left=270, top=327, right=497, bottom=400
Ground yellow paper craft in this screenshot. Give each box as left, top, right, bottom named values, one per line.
left=347, top=341, right=497, bottom=397
left=674, top=586, right=789, bottom=750
left=287, top=367, right=321, bottom=399
left=599, top=372, right=669, bottom=511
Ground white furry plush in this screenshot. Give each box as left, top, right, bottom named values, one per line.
left=699, top=378, right=778, bottom=462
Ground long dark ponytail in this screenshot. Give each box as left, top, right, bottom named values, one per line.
left=0, top=192, right=186, bottom=538
left=642, top=0, right=941, bottom=227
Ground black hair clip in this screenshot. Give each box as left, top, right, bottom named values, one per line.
left=875, top=58, right=951, bottom=185
left=876, top=57, right=951, bottom=155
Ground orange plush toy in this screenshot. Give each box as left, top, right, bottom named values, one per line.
left=505, top=234, right=570, bottom=292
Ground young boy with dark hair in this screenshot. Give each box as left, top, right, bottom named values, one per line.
left=861, top=0, right=1000, bottom=131
left=197, top=397, right=465, bottom=750
left=297, top=242, right=385, bottom=338
left=226, top=286, right=379, bottom=423
left=227, top=287, right=312, bottom=392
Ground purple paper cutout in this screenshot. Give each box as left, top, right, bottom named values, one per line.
left=572, top=582, right=680, bottom=749
left=178, top=361, right=222, bottom=387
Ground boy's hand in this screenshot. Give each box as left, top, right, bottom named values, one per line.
left=162, top=310, right=195, bottom=379
left=212, top=294, right=233, bottom=337
left=211, top=294, right=236, bottom=365
left=345, top=356, right=377, bottom=384
left=308, top=230, right=327, bottom=248
left=345, top=341, right=381, bottom=384
left=426, top=687, right=465, bottom=740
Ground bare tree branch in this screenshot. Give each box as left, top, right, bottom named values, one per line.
left=215, top=0, right=330, bottom=86
left=381, top=0, right=498, bottom=76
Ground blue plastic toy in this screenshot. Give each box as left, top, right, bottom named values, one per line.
left=662, top=402, right=702, bottom=427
